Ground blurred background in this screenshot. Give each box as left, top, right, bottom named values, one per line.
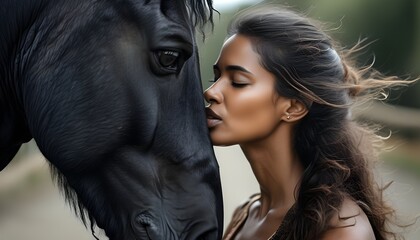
left=1, top=0, right=419, bottom=239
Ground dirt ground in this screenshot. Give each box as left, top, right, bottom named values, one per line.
left=0, top=146, right=419, bottom=240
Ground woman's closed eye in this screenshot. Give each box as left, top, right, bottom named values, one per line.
left=230, top=74, right=250, bottom=88
left=231, top=81, right=248, bottom=88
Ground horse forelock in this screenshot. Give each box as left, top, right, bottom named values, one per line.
left=185, top=0, right=216, bottom=37
left=186, top=0, right=214, bottom=25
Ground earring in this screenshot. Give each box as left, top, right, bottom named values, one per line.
left=286, top=113, right=291, bottom=120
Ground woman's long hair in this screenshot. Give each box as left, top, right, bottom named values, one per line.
left=228, top=6, right=415, bottom=240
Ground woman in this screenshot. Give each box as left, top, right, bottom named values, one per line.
left=204, top=6, right=413, bottom=240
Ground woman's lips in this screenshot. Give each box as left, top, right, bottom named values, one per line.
left=206, top=108, right=222, bottom=128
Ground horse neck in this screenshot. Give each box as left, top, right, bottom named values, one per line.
left=0, top=0, right=45, bottom=166
left=0, top=76, right=32, bottom=169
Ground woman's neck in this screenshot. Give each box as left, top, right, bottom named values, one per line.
left=240, top=124, right=303, bottom=219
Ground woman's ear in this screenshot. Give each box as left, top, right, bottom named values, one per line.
left=282, top=99, right=308, bottom=122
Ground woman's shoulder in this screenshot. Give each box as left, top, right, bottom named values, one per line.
left=231, top=193, right=261, bottom=215
left=321, top=198, right=375, bottom=240
left=223, top=194, right=261, bottom=240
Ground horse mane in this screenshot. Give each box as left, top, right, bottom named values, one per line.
left=46, top=1, right=216, bottom=238
left=49, top=166, right=100, bottom=239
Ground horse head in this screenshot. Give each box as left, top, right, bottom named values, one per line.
left=0, top=0, right=223, bottom=239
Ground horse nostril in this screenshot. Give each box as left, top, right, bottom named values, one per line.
left=135, top=213, right=153, bottom=226
left=133, top=212, right=161, bottom=240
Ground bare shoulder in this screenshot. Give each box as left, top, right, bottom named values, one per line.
left=321, top=198, right=376, bottom=240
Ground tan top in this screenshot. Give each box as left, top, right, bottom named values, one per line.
left=223, top=194, right=295, bottom=240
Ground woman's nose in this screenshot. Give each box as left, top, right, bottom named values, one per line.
left=204, top=83, right=223, bottom=104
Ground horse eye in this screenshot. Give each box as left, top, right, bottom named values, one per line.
left=151, top=49, right=187, bottom=75
left=158, top=51, right=179, bottom=68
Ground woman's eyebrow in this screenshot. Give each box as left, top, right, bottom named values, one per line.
left=213, top=64, right=253, bottom=75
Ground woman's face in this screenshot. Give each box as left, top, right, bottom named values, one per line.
left=204, top=34, right=285, bottom=146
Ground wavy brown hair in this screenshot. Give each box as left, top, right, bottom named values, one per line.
left=228, top=5, right=416, bottom=240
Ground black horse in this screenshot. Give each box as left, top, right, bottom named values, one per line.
left=0, top=0, right=223, bottom=239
